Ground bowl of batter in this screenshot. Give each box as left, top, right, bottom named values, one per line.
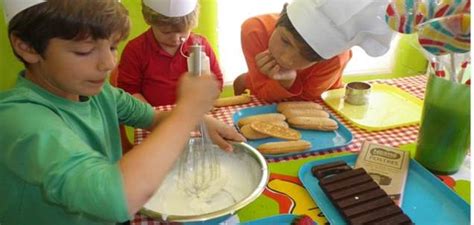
left=140, top=140, right=269, bottom=223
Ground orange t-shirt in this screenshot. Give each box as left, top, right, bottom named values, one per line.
left=241, top=14, right=352, bottom=102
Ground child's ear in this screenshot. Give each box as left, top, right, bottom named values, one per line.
left=144, top=18, right=152, bottom=26
left=10, top=34, right=41, bottom=64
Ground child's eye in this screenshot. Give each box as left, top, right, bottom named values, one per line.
left=73, top=47, right=94, bottom=56
left=281, top=37, right=290, bottom=45
left=74, top=50, right=93, bottom=56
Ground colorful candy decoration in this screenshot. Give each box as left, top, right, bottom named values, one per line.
left=385, top=0, right=470, bottom=34
left=385, top=0, right=425, bottom=33
left=427, top=0, right=470, bottom=19
left=417, top=13, right=470, bottom=55
left=385, top=0, right=470, bottom=83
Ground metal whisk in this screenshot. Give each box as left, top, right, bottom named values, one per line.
left=177, top=44, right=221, bottom=197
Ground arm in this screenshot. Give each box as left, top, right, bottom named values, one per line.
left=132, top=93, right=149, bottom=104
left=119, top=73, right=244, bottom=215
left=120, top=103, right=203, bottom=214
left=241, top=17, right=302, bottom=102
left=146, top=111, right=243, bottom=151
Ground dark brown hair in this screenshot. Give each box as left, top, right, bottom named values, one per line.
left=8, top=0, right=130, bottom=63
left=276, top=4, right=323, bottom=62
left=141, top=0, right=198, bottom=32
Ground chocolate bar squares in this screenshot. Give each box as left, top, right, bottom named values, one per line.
left=311, top=161, right=413, bottom=225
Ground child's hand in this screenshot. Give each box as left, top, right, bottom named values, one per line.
left=176, top=73, right=219, bottom=116
left=204, top=116, right=246, bottom=152
left=255, top=50, right=297, bottom=81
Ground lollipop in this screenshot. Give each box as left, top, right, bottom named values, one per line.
left=428, top=0, right=470, bottom=19
left=385, top=0, right=470, bottom=33
left=386, top=0, right=470, bottom=83
left=457, top=58, right=470, bottom=83
left=385, top=0, right=425, bottom=33
left=417, top=13, right=470, bottom=55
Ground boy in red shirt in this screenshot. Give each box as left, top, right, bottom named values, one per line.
left=118, top=0, right=224, bottom=106
left=235, top=0, right=393, bottom=102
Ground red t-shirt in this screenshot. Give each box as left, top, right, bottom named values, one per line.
left=118, top=28, right=223, bottom=106
left=241, top=14, right=352, bottom=102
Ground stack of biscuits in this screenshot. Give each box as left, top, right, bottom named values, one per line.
left=237, top=101, right=338, bottom=154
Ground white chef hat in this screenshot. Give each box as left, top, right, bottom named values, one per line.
left=2, top=0, right=45, bottom=23
left=143, top=0, right=197, bottom=17
left=287, top=0, right=394, bottom=59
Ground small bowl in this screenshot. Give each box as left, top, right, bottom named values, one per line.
left=345, top=82, right=371, bottom=105
left=140, top=140, right=269, bottom=223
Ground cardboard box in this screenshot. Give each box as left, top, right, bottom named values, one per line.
left=355, top=141, right=410, bottom=206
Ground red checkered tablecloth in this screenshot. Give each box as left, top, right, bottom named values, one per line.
left=131, top=75, right=435, bottom=225
left=134, top=75, right=427, bottom=162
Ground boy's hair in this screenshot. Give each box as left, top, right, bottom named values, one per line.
left=276, top=4, right=323, bottom=62
left=8, top=0, right=130, bottom=64
left=141, top=0, right=198, bottom=31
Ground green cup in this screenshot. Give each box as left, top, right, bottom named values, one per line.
left=415, top=74, right=470, bottom=174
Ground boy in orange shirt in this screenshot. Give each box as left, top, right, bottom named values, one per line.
left=235, top=0, right=393, bottom=102
left=118, top=0, right=224, bottom=106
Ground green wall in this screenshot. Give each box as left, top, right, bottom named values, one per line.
left=0, top=4, right=23, bottom=91
left=0, top=0, right=218, bottom=91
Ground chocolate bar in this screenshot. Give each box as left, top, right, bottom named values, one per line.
left=355, top=142, right=410, bottom=206
left=312, top=161, right=413, bottom=225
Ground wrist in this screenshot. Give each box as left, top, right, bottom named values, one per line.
left=279, top=78, right=296, bottom=89
left=173, top=103, right=204, bottom=123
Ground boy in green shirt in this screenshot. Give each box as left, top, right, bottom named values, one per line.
left=0, top=0, right=244, bottom=225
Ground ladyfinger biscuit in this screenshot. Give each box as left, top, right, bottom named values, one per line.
left=257, top=140, right=311, bottom=154
left=288, top=116, right=338, bottom=131
left=240, top=121, right=289, bottom=140
left=281, top=108, right=329, bottom=119
left=250, top=121, right=301, bottom=140
left=214, top=95, right=252, bottom=107
left=276, top=101, right=323, bottom=112
left=237, top=113, right=286, bottom=127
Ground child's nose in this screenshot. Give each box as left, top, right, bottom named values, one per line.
left=173, top=34, right=184, bottom=44
left=98, top=50, right=116, bottom=72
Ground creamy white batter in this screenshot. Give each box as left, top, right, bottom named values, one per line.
left=144, top=147, right=263, bottom=216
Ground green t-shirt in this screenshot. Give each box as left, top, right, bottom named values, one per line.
left=0, top=73, right=155, bottom=225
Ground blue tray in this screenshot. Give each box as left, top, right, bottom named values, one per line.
left=298, top=155, right=470, bottom=225
left=239, top=214, right=317, bottom=225
left=232, top=105, right=353, bottom=158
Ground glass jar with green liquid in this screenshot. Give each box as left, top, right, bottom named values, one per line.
left=415, top=74, right=470, bottom=175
